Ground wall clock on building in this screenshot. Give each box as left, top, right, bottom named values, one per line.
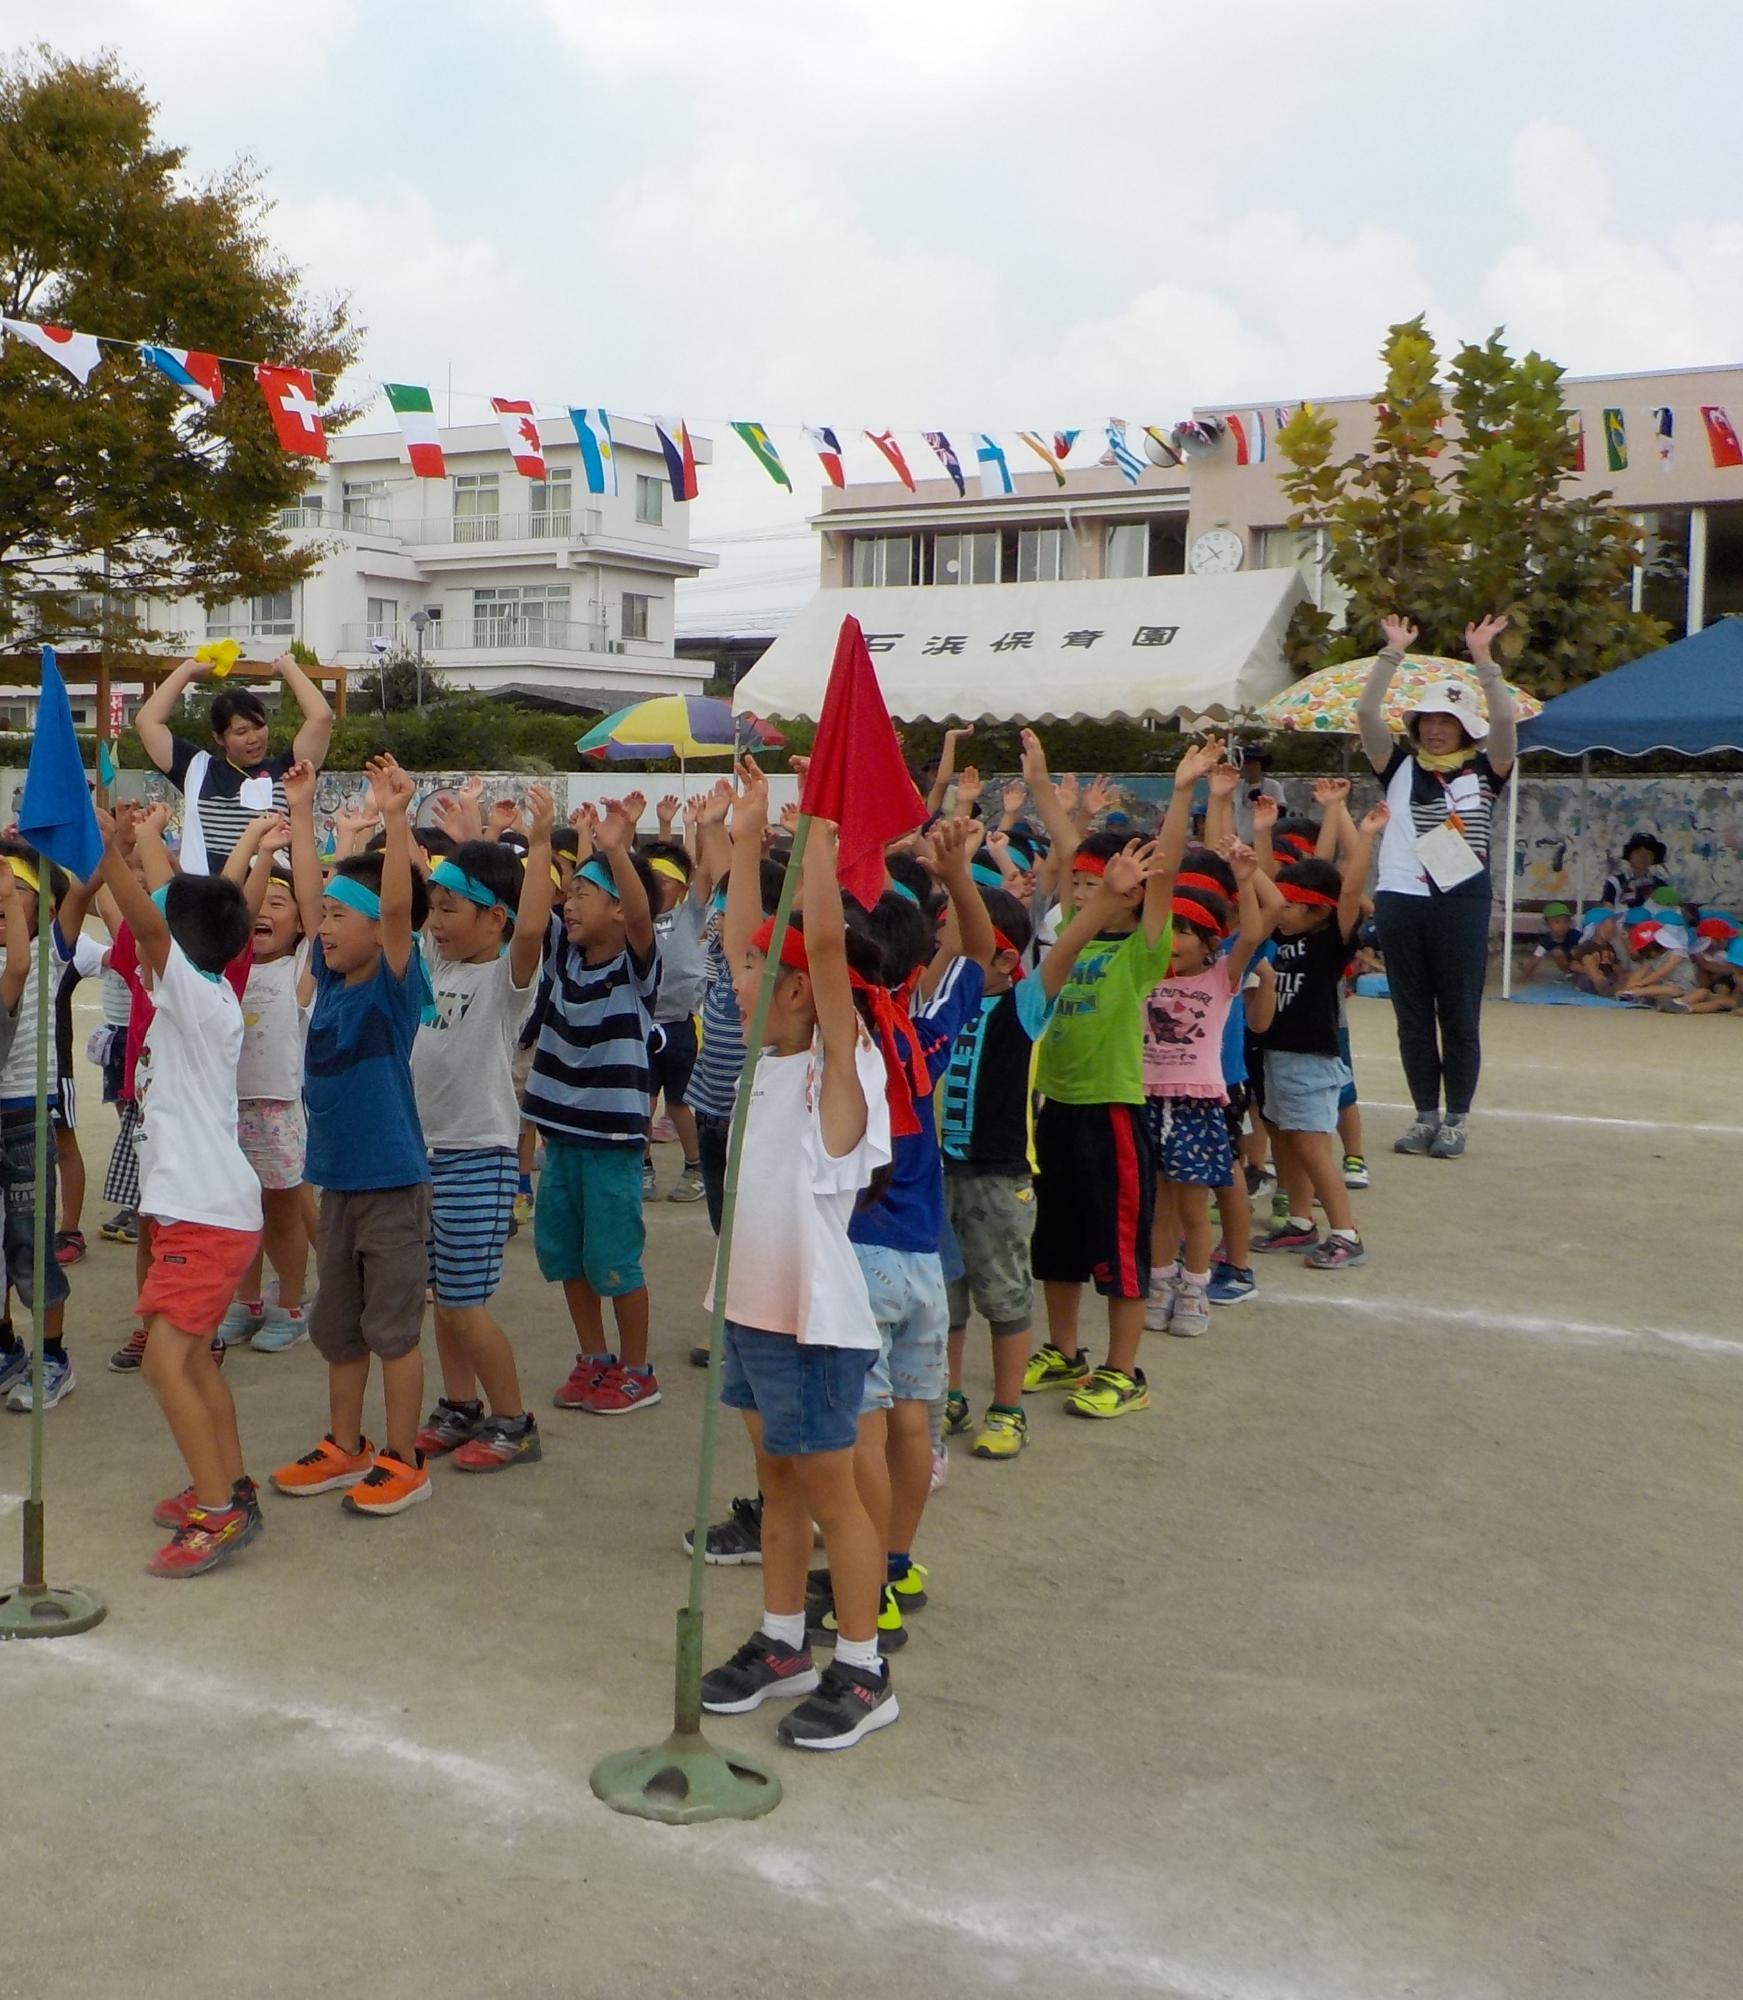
left=1188, top=527, right=1245, bottom=575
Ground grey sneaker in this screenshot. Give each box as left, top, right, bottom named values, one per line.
left=667, top=1167, right=706, bottom=1203
left=1393, top=1119, right=1440, bottom=1156
left=1429, top=1116, right=1468, bottom=1159
left=1168, top=1280, right=1212, bottom=1337
left=641, top=1159, right=659, bottom=1202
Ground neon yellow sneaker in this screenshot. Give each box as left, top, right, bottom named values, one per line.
left=970, top=1407, right=1028, bottom=1460
left=943, top=1390, right=971, bottom=1434
left=888, top=1562, right=929, bottom=1609
left=512, top=1192, right=535, bottom=1227
left=1065, top=1366, right=1150, bottom=1419
left=1022, top=1344, right=1091, bottom=1393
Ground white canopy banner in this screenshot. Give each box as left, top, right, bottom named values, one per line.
left=731, top=569, right=1308, bottom=724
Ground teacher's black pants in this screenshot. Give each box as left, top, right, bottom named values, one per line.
left=1373, top=891, right=1491, bottom=1118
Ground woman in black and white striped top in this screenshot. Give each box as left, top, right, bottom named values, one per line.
left=1359, top=614, right=1517, bottom=1160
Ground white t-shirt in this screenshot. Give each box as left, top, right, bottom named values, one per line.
left=411, top=950, right=539, bottom=1150
left=708, top=1029, right=892, bottom=1348
left=134, top=945, right=262, bottom=1233
left=237, top=945, right=311, bottom=1101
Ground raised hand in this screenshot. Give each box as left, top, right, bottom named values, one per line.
left=523, top=783, right=555, bottom=839
left=699, top=779, right=733, bottom=827
left=1216, top=835, right=1259, bottom=882
left=1465, top=613, right=1510, bottom=663
left=1360, top=801, right=1391, bottom=836
left=1380, top=614, right=1420, bottom=655
left=486, top=796, right=523, bottom=835
left=1209, top=762, right=1241, bottom=799
left=618, top=790, right=648, bottom=833
left=139, top=799, right=172, bottom=840
left=1174, top=737, right=1225, bottom=785
left=282, top=758, right=316, bottom=812
left=734, top=756, right=769, bottom=838
left=111, top=801, right=142, bottom=852
left=954, top=764, right=984, bottom=811
left=931, top=814, right=977, bottom=872
left=1018, top=728, right=1051, bottom=791
left=1001, top=778, right=1028, bottom=816
left=656, top=793, right=682, bottom=831
left=682, top=792, right=704, bottom=831
left=1099, top=837, right=1165, bottom=901
left=1312, top=776, right=1353, bottom=807
left=779, top=801, right=801, bottom=833
left=255, top=814, right=293, bottom=855
left=1056, top=772, right=1080, bottom=814
left=594, top=798, right=637, bottom=852
left=1083, top=772, right=1119, bottom=818
left=365, top=753, right=415, bottom=819
left=1251, top=793, right=1280, bottom=831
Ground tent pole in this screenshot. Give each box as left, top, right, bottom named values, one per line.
left=1501, top=764, right=1520, bottom=1001
left=1575, top=753, right=1591, bottom=916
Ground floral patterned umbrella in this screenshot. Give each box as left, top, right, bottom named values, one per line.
left=1257, top=654, right=1542, bottom=734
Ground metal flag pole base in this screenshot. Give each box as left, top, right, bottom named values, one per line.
left=590, top=1729, right=781, bottom=1827
left=0, top=1576, right=107, bottom=1642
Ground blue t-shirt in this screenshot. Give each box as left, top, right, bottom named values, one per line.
left=304, top=949, right=429, bottom=1191
left=850, top=957, right=986, bottom=1255
left=1219, top=937, right=1270, bottom=1088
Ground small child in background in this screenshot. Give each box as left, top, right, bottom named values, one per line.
left=410, top=789, right=555, bottom=1474
left=1617, top=923, right=1700, bottom=1009
left=643, top=824, right=711, bottom=1204
left=1519, top=902, right=1579, bottom=985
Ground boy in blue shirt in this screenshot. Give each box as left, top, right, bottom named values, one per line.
left=274, top=754, right=434, bottom=1517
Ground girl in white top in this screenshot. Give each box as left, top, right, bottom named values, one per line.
left=217, top=813, right=320, bottom=1352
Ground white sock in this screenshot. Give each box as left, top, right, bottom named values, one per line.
left=1331, top=1227, right=1360, bottom=1243
left=1289, top=1215, right=1313, bottom=1230
left=832, top=1633, right=883, bottom=1676
left=1150, top=1261, right=1179, bottom=1290
left=761, top=1609, right=806, bottom=1651
left=1182, top=1269, right=1210, bottom=1290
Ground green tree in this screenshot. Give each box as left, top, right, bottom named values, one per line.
left=0, top=47, right=360, bottom=648
left=1276, top=316, right=1663, bottom=695
left=350, top=645, right=451, bottom=716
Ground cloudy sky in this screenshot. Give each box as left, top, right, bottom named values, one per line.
left=13, top=1, right=1743, bottom=631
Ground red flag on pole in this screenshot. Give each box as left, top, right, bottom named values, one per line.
left=799, top=616, right=926, bottom=909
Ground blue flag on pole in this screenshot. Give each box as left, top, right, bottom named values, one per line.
left=20, top=647, right=103, bottom=882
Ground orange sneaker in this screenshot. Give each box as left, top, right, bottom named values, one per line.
left=271, top=1433, right=376, bottom=1497
left=341, top=1447, right=432, bottom=1517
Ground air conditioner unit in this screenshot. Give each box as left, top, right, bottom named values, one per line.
left=606, top=640, right=626, bottom=654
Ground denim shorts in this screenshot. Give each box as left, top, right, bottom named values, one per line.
left=1262, top=1050, right=1353, bottom=1135
left=854, top=1243, right=949, bottom=1411
left=719, top=1321, right=873, bottom=1456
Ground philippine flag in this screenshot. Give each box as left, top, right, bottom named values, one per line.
left=655, top=418, right=700, bottom=501
left=140, top=344, right=224, bottom=409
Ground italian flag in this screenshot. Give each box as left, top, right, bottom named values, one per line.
left=384, top=382, right=446, bottom=477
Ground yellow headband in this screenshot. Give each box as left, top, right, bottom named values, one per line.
left=649, top=857, right=689, bottom=886
left=549, top=864, right=564, bottom=889
left=6, top=859, right=41, bottom=894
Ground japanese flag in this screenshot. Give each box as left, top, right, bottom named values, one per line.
left=256, top=365, right=329, bottom=458
left=2, top=318, right=103, bottom=385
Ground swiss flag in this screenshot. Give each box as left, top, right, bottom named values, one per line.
left=256, top=365, right=328, bottom=458
left=800, top=617, right=926, bottom=910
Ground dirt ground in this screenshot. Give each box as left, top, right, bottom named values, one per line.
left=3, top=993, right=1741, bottom=2000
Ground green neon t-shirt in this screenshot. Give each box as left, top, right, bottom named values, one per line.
left=1035, top=919, right=1175, bottom=1106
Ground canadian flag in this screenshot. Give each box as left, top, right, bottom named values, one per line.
left=256, top=365, right=328, bottom=458
left=491, top=397, right=547, bottom=480
left=2, top=317, right=104, bottom=385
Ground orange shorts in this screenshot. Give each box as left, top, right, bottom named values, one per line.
left=137, top=1219, right=262, bottom=1337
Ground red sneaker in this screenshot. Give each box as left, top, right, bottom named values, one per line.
left=148, top=1503, right=261, bottom=1577
left=553, top=1353, right=614, bottom=1410
left=154, top=1476, right=259, bottom=1530
left=580, top=1361, right=661, bottom=1415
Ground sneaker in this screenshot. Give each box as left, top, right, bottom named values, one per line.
left=683, top=1493, right=764, bottom=1564
left=1342, top=1153, right=1371, bottom=1190
left=666, top=1167, right=706, bottom=1203
left=53, top=1230, right=87, bottom=1266
left=688, top=1344, right=711, bottom=1368
left=99, top=1208, right=138, bottom=1243
left=271, top=1432, right=376, bottom=1496
left=154, top=1475, right=259, bottom=1532
left=415, top=1398, right=486, bottom=1456
left=1022, top=1343, right=1091, bottom=1393
left=1169, top=1279, right=1211, bottom=1338
left=888, top=1562, right=929, bottom=1610
left=701, top=1631, right=822, bottom=1714
left=452, top=1413, right=543, bottom=1473
left=1305, top=1232, right=1367, bottom=1270
left=1064, top=1365, right=1150, bottom=1420
left=1393, top=1118, right=1440, bottom=1156
left=0, top=1344, right=28, bottom=1399
left=641, top=1159, right=658, bottom=1202
left=577, top=1361, right=661, bottom=1415
left=809, top=1580, right=909, bottom=1652
left=970, top=1406, right=1028, bottom=1459
left=216, top=1298, right=264, bottom=1347
left=777, top=1660, right=899, bottom=1751
left=1143, top=1273, right=1178, bottom=1333
left=1429, top=1116, right=1468, bottom=1159
left=108, top=1327, right=149, bottom=1373
left=341, top=1447, right=432, bottom=1517
left=6, top=1352, right=74, bottom=1412
left=650, top=1114, right=679, bottom=1145
left=250, top=1303, right=308, bottom=1353
left=148, top=1503, right=261, bottom=1578
left=512, top=1191, right=535, bottom=1227
left=1243, top=1163, right=1273, bottom=1199
left=1206, top=1262, right=1258, bottom=1306
left=1254, top=1220, right=1321, bottom=1254
left=943, top=1390, right=971, bottom=1435
left=553, top=1352, right=614, bottom=1410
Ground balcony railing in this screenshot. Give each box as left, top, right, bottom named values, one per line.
left=202, top=622, right=295, bottom=643
left=339, top=618, right=616, bottom=654
left=396, top=507, right=604, bottom=546
left=276, top=504, right=394, bottom=535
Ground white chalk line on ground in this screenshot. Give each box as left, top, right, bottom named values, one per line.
left=1360, top=1098, right=1743, bottom=1137
left=1260, top=1289, right=1743, bottom=1359
left=1, top=1637, right=1323, bottom=2000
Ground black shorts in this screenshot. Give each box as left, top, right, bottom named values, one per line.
left=1223, top=1080, right=1251, bottom=1152
left=648, top=1015, right=698, bottom=1108
left=1031, top=1099, right=1154, bottom=1301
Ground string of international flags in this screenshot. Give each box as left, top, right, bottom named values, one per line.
left=7, top=315, right=1743, bottom=499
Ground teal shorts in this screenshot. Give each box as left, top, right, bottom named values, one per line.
left=533, top=1139, right=646, bottom=1297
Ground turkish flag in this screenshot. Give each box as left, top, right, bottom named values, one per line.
left=256, top=366, right=328, bottom=458
left=800, top=617, right=926, bottom=910
left=1702, top=405, right=1743, bottom=469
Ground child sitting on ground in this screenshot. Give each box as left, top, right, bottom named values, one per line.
left=1518, top=901, right=1579, bottom=984
left=1617, top=923, right=1700, bottom=1010
left=410, top=789, right=555, bottom=1473
left=273, top=754, right=435, bottom=1516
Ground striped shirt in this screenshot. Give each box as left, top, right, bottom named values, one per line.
left=687, top=918, right=745, bottom=1121
left=1374, top=745, right=1509, bottom=902
left=166, top=736, right=294, bottom=870
left=523, top=917, right=661, bottom=1147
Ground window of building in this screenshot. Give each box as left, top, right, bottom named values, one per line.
left=278, top=492, right=326, bottom=529
left=622, top=592, right=651, bottom=642
left=342, top=479, right=388, bottom=530
left=932, top=531, right=999, bottom=585
left=850, top=535, right=915, bottom=587
left=471, top=583, right=570, bottom=644
left=1017, top=526, right=1076, bottom=583
left=1258, top=525, right=1350, bottom=621
left=528, top=467, right=572, bottom=537
left=1700, top=504, right=1743, bottom=625
left=453, top=472, right=501, bottom=543
left=1637, top=507, right=1692, bottom=639
left=366, top=596, right=399, bottom=640
left=1104, top=517, right=1188, bottom=579
left=636, top=474, right=664, bottom=526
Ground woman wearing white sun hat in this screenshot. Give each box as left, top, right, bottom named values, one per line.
left=1358, top=613, right=1517, bottom=1159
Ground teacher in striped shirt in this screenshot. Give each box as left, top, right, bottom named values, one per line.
left=1359, top=614, right=1516, bottom=1162
left=136, top=652, right=334, bottom=874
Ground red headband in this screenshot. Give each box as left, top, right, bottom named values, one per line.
left=993, top=928, right=1027, bottom=979
left=1071, top=851, right=1109, bottom=877
left=1171, top=896, right=1226, bottom=936
left=1277, top=834, right=1316, bottom=857
left=1277, top=882, right=1338, bottom=909
left=1175, top=872, right=1228, bottom=900
left=750, top=916, right=931, bottom=1138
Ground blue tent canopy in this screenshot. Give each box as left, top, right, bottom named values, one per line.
left=1518, top=617, right=1743, bottom=756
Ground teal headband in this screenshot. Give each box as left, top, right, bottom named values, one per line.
left=577, top=859, right=620, bottom=899
left=970, top=860, right=1004, bottom=889
left=887, top=878, right=921, bottom=907
left=430, top=859, right=504, bottom=911
left=325, top=875, right=382, bottom=919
